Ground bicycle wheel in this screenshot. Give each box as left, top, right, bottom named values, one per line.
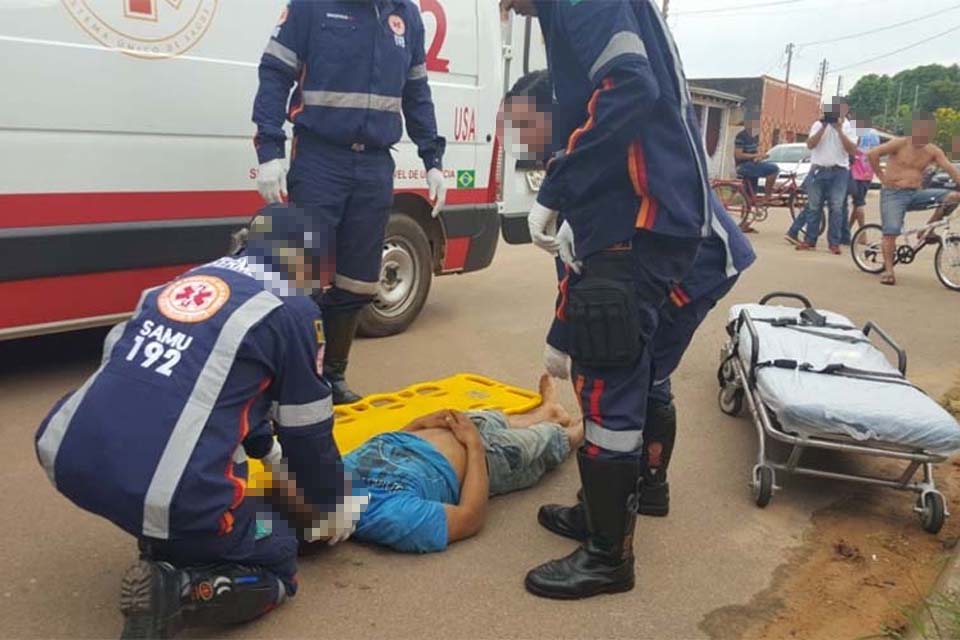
left=935, top=234, right=960, bottom=291
left=851, top=224, right=885, bottom=274
left=713, top=183, right=750, bottom=227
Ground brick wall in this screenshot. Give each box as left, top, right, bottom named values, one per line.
left=758, top=77, right=822, bottom=150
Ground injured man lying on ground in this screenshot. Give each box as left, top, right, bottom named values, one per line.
left=341, top=375, right=582, bottom=553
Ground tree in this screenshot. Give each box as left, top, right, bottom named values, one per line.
left=847, top=74, right=893, bottom=122
left=935, top=108, right=960, bottom=157
left=847, top=64, right=960, bottom=130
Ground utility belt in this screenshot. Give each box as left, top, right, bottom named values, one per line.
left=565, top=246, right=644, bottom=369
left=294, top=128, right=391, bottom=155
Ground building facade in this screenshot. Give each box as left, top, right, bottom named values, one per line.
left=691, top=76, right=822, bottom=151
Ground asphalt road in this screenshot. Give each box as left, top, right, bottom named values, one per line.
left=2, top=195, right=959, bottom=639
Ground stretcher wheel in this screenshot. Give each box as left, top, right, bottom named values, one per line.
left=753, top=466, right=774, bottom=508
left=920, top=492, right=946, bottom=534
left=718, top=386, right=744, bottom=416
left=717, top=357, right=736, bottom=388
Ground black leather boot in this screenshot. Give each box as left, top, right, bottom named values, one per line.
left=119, top=560, right=186, bottom=640
left=638, top=399, right=676, bottom=517
left=537, top=501, right=586, bottom=541
left=525, top=449, right=639, bottom=600
left=322, top=311, right=362, bottom=405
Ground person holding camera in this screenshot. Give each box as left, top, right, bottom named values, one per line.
left=786, top=97, right=858, bottom=253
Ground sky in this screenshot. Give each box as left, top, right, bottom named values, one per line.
left=667, top=0, right=960, bottom=95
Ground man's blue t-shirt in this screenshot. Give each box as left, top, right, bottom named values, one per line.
left=343, top=432, right=460, bottom=553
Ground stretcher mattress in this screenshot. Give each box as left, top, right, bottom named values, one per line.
left=728, top=304, right=960, bottom=454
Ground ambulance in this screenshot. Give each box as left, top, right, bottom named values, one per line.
left=0, top=0, right=546, bottom=340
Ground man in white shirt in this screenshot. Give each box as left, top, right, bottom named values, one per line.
left=786, top=97, right=859, bottom=253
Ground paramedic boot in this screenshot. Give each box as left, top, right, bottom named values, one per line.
left=322, top=311, right=362, bottom=405
left=120, top=561, right=286, bottom=639
left=537, top=500, right=586, bottom=542
left=525, top=449, right=638, bottom=599
left=637, top=399, right=676, bottom=517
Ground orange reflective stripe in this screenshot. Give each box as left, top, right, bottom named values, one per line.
left=288, top=65, right=308, bottom=121
left=566, top=78, right=614, bottom=154
left=629, top=142, right=659, bottom=230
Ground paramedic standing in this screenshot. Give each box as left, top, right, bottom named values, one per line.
left=501, top=0, right=711, bottom=600
left=253, top=0, right=448, bottom=405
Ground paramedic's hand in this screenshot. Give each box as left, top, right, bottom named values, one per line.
left=257, top=159, right=287, bottom=204
left=263, top=440, right=283, bottom=466
left=556, top=221, right=582, bottom=274
left=305, top=490, right=370, bottom=546
left=427, top=168, right=447, bottom=218
left=543, top=344, right=571, bottom=381
left=528, top=202, right=559, bottom=254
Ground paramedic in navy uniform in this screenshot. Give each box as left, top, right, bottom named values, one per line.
left=253, top=0, right=448, bottom=405
left=35, top=206, right=366, bottom=639
left=501, top=0, right=713, bottom=600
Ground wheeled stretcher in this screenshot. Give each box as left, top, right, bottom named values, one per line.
left=718, top=292, right=960, bottom=534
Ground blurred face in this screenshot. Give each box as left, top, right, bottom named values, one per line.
left=909, top=118, right=937, bottom=146
left=500, top=0, right=537, bottom=17
left=745, top=118, right=760, bottom=132
left=505, top=96, right=552, bottom=156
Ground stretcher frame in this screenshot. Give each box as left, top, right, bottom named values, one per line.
left=717, top=292, right=950, bottom=534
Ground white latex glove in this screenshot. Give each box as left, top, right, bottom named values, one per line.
left=556, top=221, right=582, bottom=274
left=528, top=202, right=559, bottom=254
left=304, top=490, right=370, bottom=546
left=427, top=168, right=447, bottom=218
left=257, top=159, right=288, bottom=204
left=262, top=440, right=283, bottom=466
left=543, top=344, right=571, bottom=380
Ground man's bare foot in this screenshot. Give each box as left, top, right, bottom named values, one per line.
left=880, top=272, right=896, bottom=286
left=538, top=373, right=572, bottom=428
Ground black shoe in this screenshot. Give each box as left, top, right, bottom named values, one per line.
left=637, top=480, right=670, bottom=517
left=119, top=560, right=185, bottom=640
left=325, top=369, right=362, bottom=406
left=321, top=311, right=363, bottom=405
left=537, top=502, right=586, bottom=542
left=525, top=450, right=638, bottom=600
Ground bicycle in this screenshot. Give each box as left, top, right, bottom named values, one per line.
left=711, top=169, right=808, bottom=230
left=851, top=201, right=960, bottom=291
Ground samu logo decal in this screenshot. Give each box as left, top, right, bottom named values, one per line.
left=62, top=0, right=218, bottom=59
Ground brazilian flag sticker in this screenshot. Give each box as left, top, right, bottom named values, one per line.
left=457, top=169, right=476, bottom=189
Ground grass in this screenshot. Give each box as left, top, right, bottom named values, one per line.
left=857, top=589, right=960, bottom=640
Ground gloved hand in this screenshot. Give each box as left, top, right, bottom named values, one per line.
left=262, top=440, right=283, bottom=466
left=528, top=202, right=559, bottom=254
left=427, top=168, right=447, bottom=218
left=543, top=344, right=571, bottom=380
left=257, top=159, right=288, bottom=204
left=556, top=221, right=582, bottom=274
left=304, top=490, right=370, bottom=546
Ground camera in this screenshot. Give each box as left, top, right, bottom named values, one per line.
left=822, top=113, right=839, bottom=124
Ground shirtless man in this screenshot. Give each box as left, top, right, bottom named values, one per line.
left=340, top=375, right=583, bottom=552
left=868, top=112, right=960, bottom=285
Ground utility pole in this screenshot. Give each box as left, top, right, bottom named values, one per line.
left=836, top=74, right=843, bottom=98
left=815, top=59, right=829, bottom=96
left=914, top=84, right=920, bottom=110
left=783, top=42, right=795, bottom=132
left=662, top=0, right=671, bottom=19
left=896, top=81, right=903, bottom=110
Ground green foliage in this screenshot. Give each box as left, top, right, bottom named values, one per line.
left=935, top=108, right=960, bottom=157
left=848, top=64, right=960, bottom=132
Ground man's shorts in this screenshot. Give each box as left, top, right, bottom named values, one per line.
left=467, top=411, right=569, bottom=496
left=737, top=161, right=780, bottom=180
left=849, top=180, right=871, bottom=207
left=880, top=188, right=953, bottom=235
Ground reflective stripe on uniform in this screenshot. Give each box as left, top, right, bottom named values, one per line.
left=585, top=419, right=644, bottom=453
left=407, top=64, right=428, bottom=81
left=232, top=443, right=248, bottom=465
left=141, top=291, right=283, bottom=540
left=264, top=38, right=299, bottom=70
left=589, top=31, right=647, bottom=83
left=302, top=91, right=402, bottom=114
left=334, top=273, right=380, bottom=296
left=274, top=397, right=334, bottom=428
left=36, top=287, right=158, bottom=485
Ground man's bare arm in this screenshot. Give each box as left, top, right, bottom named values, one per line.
left=932, top=146, right=960, bottom=186
left=734, top=148, right=756, bottom=162
left=401, top=410, right=454, bottom=433
left=807, top=123, right=826, bottom=150
left=443, top=412, right=489, bottom=543
left=868, top=138, right=905, bottom=181
left=837, top=122, right=858, bottom=156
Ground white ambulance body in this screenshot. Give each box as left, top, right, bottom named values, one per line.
left=0, top=0, right=545, bottom=339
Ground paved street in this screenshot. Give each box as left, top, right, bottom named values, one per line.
left=2, top=195, right=959, bottom=639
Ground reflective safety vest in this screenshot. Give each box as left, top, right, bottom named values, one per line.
left=35, top=256, right=342, bottom=540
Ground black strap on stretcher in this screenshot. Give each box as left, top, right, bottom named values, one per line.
left=755, top=359, right=922, bottom=391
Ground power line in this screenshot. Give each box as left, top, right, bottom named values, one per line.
left=672, top=0, right=802, bottom=16
left=831, top=22, right=960, bottom=73
left=799, top=3, right=960, bottom=46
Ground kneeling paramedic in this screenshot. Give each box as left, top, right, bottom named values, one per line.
left=502, top=0, right=713, bottom=599
left=253, top=0, right=448, bottom=405
left=35, top=206, right=367, bottom=639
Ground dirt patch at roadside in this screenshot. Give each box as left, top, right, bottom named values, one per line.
left=701, top=378, right=960, bottom=640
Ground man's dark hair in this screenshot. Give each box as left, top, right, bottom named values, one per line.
left=506, top=69, right=552, bottom=111
left=913, top=111, right=936, bottom=123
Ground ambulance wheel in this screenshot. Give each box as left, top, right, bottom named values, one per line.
left=719, top=385, right=744, bottom=416
left=920, top=492, right=946, bottom=534
left=358, top=213, right=433, bottom=338
left=754, top=466, right=775, bottom=508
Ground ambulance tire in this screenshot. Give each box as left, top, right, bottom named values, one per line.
left=358, top=212, right=433, bottom=338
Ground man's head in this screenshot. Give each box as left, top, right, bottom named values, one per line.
left=503, top=69, right=553, bottom=158
left=500, top=0, right=537, bottom=17
left=244, top=205, right=332, bottom=293
left=823, top=97, right=849, bottom=122
left=908, top=112, right=937, bottom=147
left=743, top=112, right=761, bottom=133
